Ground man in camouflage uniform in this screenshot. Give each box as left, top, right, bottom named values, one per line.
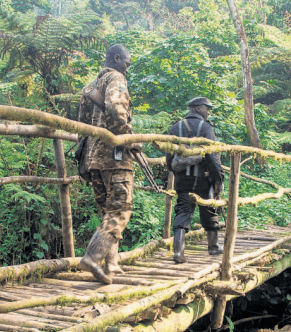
left=79, top=44, right=140, bottom=284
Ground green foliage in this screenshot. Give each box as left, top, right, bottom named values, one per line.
left=120, top=190, right=166, bottom=251
left=128, top=34, right=238, bottom=119
left=235, top=160, right=291, bottom=230
left=225, top=316, right=234, bottom=332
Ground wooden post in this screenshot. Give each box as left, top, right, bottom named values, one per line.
left=211, top=153, right=241, bottom=329
left=163, top=171, right=174, bottom=239
left=53, top=139, right=75, bottom=257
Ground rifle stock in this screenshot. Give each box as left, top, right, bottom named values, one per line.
left=131, top=151, right=160, bottom=193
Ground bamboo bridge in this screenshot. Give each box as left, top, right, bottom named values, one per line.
left=1, top=105, right=291, bottom=331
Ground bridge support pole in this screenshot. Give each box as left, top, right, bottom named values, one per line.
left=211, top=152, right=241, bottom=329
left=53, top=139, right=75, bottom=258
left=163, top=171, right=174, bottom=239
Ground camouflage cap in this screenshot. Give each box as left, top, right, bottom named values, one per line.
left=187, top=97, right=213, bottom=108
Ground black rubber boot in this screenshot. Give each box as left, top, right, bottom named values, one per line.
left=79, top=227, right=116, bottom=284
left=104, top=241, right=125, bottom=275
left=173, top=228, right=187, bottom=264
left=207, top=231, right=223, bottom=255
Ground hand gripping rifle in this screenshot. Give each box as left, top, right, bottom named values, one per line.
left=131, top=151, right=160, bottom=194
left=209, top=184, right=226, bottom=224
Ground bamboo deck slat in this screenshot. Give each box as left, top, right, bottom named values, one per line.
left=1, top=227, right=291, bottom=332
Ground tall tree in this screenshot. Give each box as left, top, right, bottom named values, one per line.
left=226, top=0, right=262, bottom=149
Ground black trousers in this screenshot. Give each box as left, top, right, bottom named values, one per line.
left=173, top=175, right=220, bottom=232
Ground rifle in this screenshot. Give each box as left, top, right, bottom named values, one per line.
left=131, top=151, right=160, bottom=194
left=216, top=193, right=226, bottom=224
left=209, top=183, right=226, bottom=225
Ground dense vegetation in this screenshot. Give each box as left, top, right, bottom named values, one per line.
left=0, top=0, right=291, bottom=266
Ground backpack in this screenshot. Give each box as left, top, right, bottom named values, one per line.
left=75, top=78, right=104, bottom=182
left=171, top=118, right=204, bottom=173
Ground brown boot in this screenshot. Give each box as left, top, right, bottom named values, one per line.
left=79, top=227, right=116, bottom=284
left=104, top=241, right=124, bottom=275
left=207, top=231, right=223, bottom=255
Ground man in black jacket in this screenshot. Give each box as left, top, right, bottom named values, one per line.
left=166, top=97, right=224, bottom=263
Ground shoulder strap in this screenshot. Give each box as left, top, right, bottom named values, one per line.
left=178, top=120, right=183, bottom=137
left=197, top=119, right=204, bottom=137
left=182, top=118, right=204, bottom=137
left=178, top=119, right=193, bottom=137
left=183, top=119, right=191, bottom=132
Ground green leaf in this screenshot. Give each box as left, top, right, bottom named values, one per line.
left=33, top=233, right=41, bottom=240
left=40, top=242, right=49, bottom=251
left=225, top=316, right=234, bottom=332
left=36, top=252, right=44, bottom=259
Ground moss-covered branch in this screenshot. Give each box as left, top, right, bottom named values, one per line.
left=231, top=235, right=291, bottom=264
left=190, top=187, right=291, bottom=208
left=133, top=185, right=175, bottom=197
left=153, top=141, right=291, bottom=163
left=222, top=165, right=280, bottom=189
left=60, top=282, right=186, bottom=332
left=189, top=193, right=227, bottom=208
left=0, top=175, right=80, bottom=185
left=0, top=281, right=180, bottom=313
left=238, top=188, right=291, bottom=206
left=1, top=106, right=291, bottom=164
left=0, top=124, right=78, bottom=142
left=0, top=106, right=220, bottom=147
left=0, top=257, right=81, bottom=286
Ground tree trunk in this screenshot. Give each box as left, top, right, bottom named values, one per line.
left=226, top=0, right=262, bottom=149
left=53, top=139, right=75, bottom=257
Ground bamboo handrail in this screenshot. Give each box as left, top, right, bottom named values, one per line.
left=0, top=175, right=80, bottom=185
left=0, top=106, right=221, bottom=147
left=153, top=141, right=291, bottom=163
left=1, top=106, right=291, bottom=163
left=0, top=124, right=78, bottom=142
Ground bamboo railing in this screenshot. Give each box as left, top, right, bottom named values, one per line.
left=1, top=105, right=291, bottom=329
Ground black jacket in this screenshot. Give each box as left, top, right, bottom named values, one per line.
left=166, top=111, right=224, bottom=191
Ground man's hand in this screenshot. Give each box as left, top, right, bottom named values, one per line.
left=214, top=182, right=224, bottom=196
left=130, top=142, right=143, bottom=154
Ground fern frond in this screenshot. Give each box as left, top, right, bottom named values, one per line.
left=3, top=184, right=46, bottom=203
left=64, top=10, right=101, bottom=25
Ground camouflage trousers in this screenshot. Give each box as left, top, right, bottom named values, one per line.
left=91, top=169, right=133, bottom=240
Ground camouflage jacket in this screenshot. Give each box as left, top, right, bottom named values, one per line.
left=79, top=67, right=133, bottom=171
